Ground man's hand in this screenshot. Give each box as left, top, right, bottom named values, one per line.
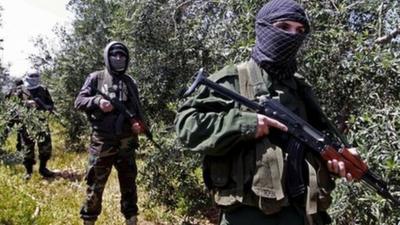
left=327, top=147, right=359, bottom=182
left=25, top=100, right=37, bottom=108
left=131, top=120, right=145, bottom=134
left=99, top=98, right=114, bottom=112
left=255, top=114, right=288, bottom=138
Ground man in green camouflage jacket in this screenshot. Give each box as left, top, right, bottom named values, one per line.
left=175, top=1, right=358, bottom=224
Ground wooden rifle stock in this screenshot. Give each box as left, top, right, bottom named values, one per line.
left=321, top=146, right=368, bottom=180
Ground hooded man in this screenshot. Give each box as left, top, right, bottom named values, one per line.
left=175, top=1, right=359, bottom=224
left=75, top=41, right=147, bottom=225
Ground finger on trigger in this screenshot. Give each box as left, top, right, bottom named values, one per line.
left=265, top=117, right=288, bottom=132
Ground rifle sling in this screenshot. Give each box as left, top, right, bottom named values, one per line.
left=237, top=60, right=307, bottom=200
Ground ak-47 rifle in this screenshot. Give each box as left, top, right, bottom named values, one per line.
left=96, top=89, right=161, bottom=150
left=182, top=68, right=400, bottom=207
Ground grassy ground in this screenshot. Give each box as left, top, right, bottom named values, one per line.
left=0, top=124, right=197, bottom=225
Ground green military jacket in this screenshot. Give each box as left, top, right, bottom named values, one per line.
left=175, top=60, right=335, bottom=224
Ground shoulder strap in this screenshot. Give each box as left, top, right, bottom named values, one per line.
left=96, top=70, right=106, bottom=92
left=121, top=75, right=146, bottom=122
left=237, top=59, right=269, bottom=100
left=237, top=62, right=254, bottom=99
left=96, top=70, right=114, bottom=95
left=121, top=74, right=138, bottom=101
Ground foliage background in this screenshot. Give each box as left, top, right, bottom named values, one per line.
left=1, top=0, right=399, bottom=224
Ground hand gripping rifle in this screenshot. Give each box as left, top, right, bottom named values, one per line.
left=16, top=89, right=67, bottom=127
left=182, top=68, right=400, bottom=207
left=96, top=89, right=162, bottom=150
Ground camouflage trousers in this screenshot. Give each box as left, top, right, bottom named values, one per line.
left=220, top=205, right=304, bottom=225
left=80, top=132, right=139, bottom=221
left=20, top=126, right=52, bottom=165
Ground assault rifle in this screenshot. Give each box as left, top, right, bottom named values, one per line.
left=32, top=97, right=52, bottom=111
left=17, top=88, right=66, bottom=126
left=182, top=68, right=400, bottom=207
left=32, top=97, right=67, bottom=127
left=96, top=89, right=161, bottom=150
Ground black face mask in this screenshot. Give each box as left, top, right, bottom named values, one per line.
left=253, top=21, right=306, bottom=65
left=251, top=0, right=310, bottom=79
left=109, top=55, right=127, bottom=72
left=103, top=41, right=130, bottom=76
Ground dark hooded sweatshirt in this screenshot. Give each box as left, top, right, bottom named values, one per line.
left=74, top=42, right=144, bottom=136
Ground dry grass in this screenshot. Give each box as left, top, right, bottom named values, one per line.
left=0, top=126, right=162, bottom=225
left=0, top=119, right=217, bottom=225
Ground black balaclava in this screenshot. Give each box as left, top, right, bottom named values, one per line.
left=104, top=41, right=129, bottom=76
left=251, top=0, right=310, bottom=79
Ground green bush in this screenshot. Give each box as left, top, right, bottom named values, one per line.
left=138, top=122, right=211, bottom=224
left=329, top=104, right=400, bottom=225
left=4, top=0, right=398, bottom=224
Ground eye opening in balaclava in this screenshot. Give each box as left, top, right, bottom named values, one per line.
left=109, top=48, right=128, bottom=57
left=251, top=0, right=310, bottom=79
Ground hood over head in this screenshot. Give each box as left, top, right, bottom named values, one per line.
left=104, top=41, right=129, bottom=76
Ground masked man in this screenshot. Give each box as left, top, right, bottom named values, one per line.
left=75, top=41, right=147, bottom=225
left=175, top=1, right=359, bottom=224
left=20, top=71, right=55, bottom=180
